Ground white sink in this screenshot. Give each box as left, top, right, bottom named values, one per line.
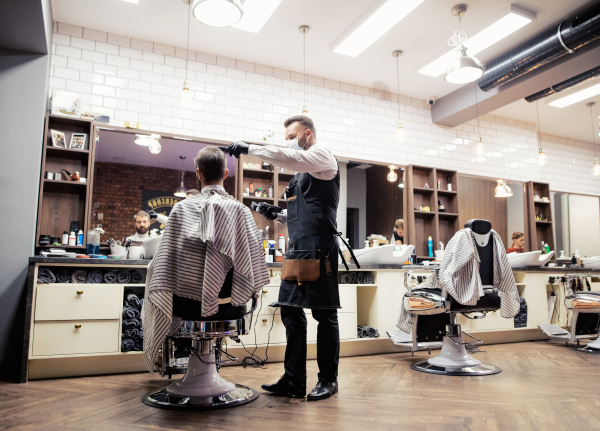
left=507, top=250, right=541, bottom=268
left=537, top=251, right=555, bottom=266
left=142, top=236, right=162, bottom=260
left=349, top=244, right=414, bottom=265
left=583, top=257, right=600, bottom=269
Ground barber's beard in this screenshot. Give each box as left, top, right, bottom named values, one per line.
left=136, top=226, right=148, bottom=234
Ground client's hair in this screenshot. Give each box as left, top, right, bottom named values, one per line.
left=135, top=210, right=150, bottom=220
left=394, top=219, right=404, bottom=229
left=511, top=231, right=524, bottom=246
left=194, top=146, right=227, bottom=182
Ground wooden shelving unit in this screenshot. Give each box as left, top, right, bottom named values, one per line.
left=524, top=181, right=554, bottom=252
left=406, top=165, right=459, bottom=259
left=236, top=155, right=295, bottom=246
left=35, top=114, right=98, bottom=251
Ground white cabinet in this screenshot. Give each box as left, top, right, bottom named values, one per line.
left=32, top=320, right=120, bottom=356
left=35, top=284, right=122, bottom=321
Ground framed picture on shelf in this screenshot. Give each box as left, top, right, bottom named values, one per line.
left=50, top=129, right=66, bottom=148
left=51, top=90, right=82, bottom=118
left=70, top=133, right=86, bottom=150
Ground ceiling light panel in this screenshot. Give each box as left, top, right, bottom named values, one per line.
left=332, top=0, right=425, bottom=57
left=549, top=83, right=600, bottom=108
left=419, top=7, right=534, bottom=77
left=232, top=0, right=282, bottom=33
left=121, top=0, right=139, bottom=3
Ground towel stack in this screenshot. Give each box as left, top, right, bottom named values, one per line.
left=338, top=272, right=375, bottom=284
left=121, top=289, right=144, bottom=352
left=514, top=297, right=527, bottom=328
left=357, top=325, right=380, bottom=338
left=36, top=268, right=144, bottom=284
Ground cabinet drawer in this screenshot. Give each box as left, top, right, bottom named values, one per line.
left=240, top=314, right=287, bottom=345
left=339, top=313, right=357, bottom=340
left=32, top=320, right=120, bottom=356
left=339, top=285, right=356, bottom=313
left=35, top=284, right=122, bottom=321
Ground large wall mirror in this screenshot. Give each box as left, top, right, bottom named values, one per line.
left=552, top=192, right=600, bottom=258
left=91, top=130, right=236, bottom=242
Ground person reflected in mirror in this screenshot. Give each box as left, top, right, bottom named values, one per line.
left=393, top=219, right=404, bottom=245
left=127, top=211, right=151, bottom=242
left=507, top=231, right=525, bottom=253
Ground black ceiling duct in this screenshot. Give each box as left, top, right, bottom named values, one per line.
left=478, top=2, right=600, bottom=92
left=525, top=65, right=600, bottom=102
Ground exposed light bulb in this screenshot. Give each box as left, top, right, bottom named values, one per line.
left=387, top=165, right=398, bottom=182
left=395, top=122, right=405, bottom=144
left=474, top=136, right=486, bottom=156
left=179, top=83, right=193, bottom=108
left=302, top=106, right=308, bottom=115
left=149, top=140, right=161, bottom=154
left=537, top=147, right=548, bottom=166
left=592, top=158, right=600, bottom=176
left=494, top=179, right=512, bottom=197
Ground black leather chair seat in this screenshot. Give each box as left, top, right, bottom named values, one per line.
left=412, top=288, right=501, bottom=312
left=173, top=295, right=246, bottom=321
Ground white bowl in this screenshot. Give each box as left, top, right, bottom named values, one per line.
left=582, top=257, right=600, bottom=269
left=350, top=244, right=414, bottom=265
left=507, top=250, right=542, bottom=268
left=110, top=245, right=128, bottom=258
left=142, top=236, right=162, bottom=259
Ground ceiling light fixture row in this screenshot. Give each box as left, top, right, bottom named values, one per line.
left=444, top=5, right=484, bottom=84
left=588, top=102, right=600, bottom=177
left=393, top=50, right=405, bottom=144
left=535, top=101, right=548, bottom=166
left=300, top=25, right=310, bottom=115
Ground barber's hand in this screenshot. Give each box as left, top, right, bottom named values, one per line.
left=147, top=210, right=158, bottom=222
left=224, top=141, right=249, bottom=158
left=256, top=202, right=280, bottom=221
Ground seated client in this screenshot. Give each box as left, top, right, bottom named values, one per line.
left=507, top=231, right=525, bottom=253
left=142, top=146, right=270, bottom=372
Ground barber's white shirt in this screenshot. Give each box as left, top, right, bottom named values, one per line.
left=127, top=232, right=150, bottom=242
left=248, top=144, right=338, bottom=227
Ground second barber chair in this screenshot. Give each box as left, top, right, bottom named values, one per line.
left=402, top=219, right=505, bottom=376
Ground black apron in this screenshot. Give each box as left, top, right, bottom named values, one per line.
left=275, top=168, right=342, bottom=309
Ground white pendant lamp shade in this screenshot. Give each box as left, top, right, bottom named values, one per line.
left=387, top=166, right=398, bottom=182
left=192, top=0, right=243, bottom=28
left=395, top=122, right=406, bottom=144
left=174, top=156, right=188, bottom=197
left=474, top=136, right=486, bottom=156
left=149, top=140, right=161, bottom=154
left=444, top=49, right=484, bottom=84
left=179, top=83, right=193, bottom=108
left=592, top=158, right=600, bottom=176
left=494, top=179, right=513, bottom=197
left=135, top=134, right=161, bottom=146
left=536, top=147, right=548, bottom=166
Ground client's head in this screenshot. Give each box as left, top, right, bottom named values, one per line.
left=194, top=146, right=229, bottom=188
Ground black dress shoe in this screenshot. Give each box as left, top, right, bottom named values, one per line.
left=307, top=380, right=338, bottom=401
left=261, top=376, right=306, bottom=398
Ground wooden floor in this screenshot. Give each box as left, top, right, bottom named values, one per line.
left=2, top=341, right=600, bottom=430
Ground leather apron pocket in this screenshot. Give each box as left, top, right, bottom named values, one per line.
left=281, top=249, right=320, bottom=282
left=286, top=185, right=298, bottom=222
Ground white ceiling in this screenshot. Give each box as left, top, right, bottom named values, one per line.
left=52, top=0, right=598, bottom=142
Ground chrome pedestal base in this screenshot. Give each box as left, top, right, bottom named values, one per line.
left=574, top=346, right=600, bottom=354
left=410, top=361, right=501, bottom=376
left=141, top=384, right=259, bottom=410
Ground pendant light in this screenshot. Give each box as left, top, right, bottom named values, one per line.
left=149, top=139, right=161, bottom=154
left=393, top=50, right=405, bottom=144
left=588, top=102, right=600, bottom=176
left=473, top=82, right=486, bottom=156
left=494, top=179, right=513, bottom=197
left=192, top=0, right=243, bottom=28
left=387, top=165, right=398, bottom=182
left=135, top=133, right=161, bottom=146
left=179, top=0, right=193, bottom=108
left=444, top=4, right=484, bottom=84
left=535, top=101, right=548, bottom=166
left=299, top=25, right=309, bottom=115
left=398, top=168, right=405, bottom=188
left=174, top=156, right=188, bottom=197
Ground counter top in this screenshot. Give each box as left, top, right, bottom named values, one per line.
left=29, top=257, right=151, bottom=265
left=265, top=263, right=404, bottom=270
left=511, top=266, right=600, bottom=273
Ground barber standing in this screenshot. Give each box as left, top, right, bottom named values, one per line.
left=226, top=115, right=355, bottom=401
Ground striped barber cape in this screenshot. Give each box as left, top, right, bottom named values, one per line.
left=142, top=187, right=270, bottom=371
left=397, top=228, right=520, bottom=333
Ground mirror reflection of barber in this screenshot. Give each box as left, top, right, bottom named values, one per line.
left=225, top=115, right=342, bottom=401
left=127, top=211, right=152, bottom=242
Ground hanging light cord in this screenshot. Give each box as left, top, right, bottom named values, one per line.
left=536, top=100, right=542, bottom=150
left=591, top=104, right=598, bottom=159
left=303, top=29, right=306, bottom=108
left=185, top=0, right=191, bottom=83
left=396, top=55, right=401, bottom=122
left=474, top=82, right=480, bottom=136
left=448, top=15, right=467, bottom=51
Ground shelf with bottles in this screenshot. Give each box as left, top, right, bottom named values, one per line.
left=437, top=193, right=458, bottom=214
left=435, top=169, right=457, bottom=193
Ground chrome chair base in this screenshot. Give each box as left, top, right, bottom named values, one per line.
left=410, top=361, right=501, bottom=376
left=141, top=384, right=259, bottom=410
left=574, top=345, right=600, bottom=354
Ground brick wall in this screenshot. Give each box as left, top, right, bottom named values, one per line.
left=93, top=161, right=235, bottom=240
left=50, top=22, right=600, bottom=195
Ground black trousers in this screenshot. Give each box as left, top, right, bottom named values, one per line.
left=280, top=305, right=340, bottom=383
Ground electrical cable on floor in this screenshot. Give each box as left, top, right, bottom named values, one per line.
left=236, top=290, right=277, bottom=369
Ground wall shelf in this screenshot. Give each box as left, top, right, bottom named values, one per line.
left=525, top=181, right=554, bottom=252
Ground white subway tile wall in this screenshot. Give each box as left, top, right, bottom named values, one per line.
left=49, top=26, right=600, bottom=195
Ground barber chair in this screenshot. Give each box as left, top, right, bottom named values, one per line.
left=141, top=296, right=260, bottom=410
left=402, top=219, right=503, bottom=376
left=539, top=275, right=600, bottom=354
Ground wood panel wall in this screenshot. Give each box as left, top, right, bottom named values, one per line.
left=458, top=175, right=508, bottom=246
left=365, top=166, right=404, bottom=242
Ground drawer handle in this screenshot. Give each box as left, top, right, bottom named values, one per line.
left=77, top=291, right=83, bottom=294
left=262, top=318, right=268, bottom=323
left=263, top=289, right=268, bottom=294
left=74, top=324, right=82, bottom=329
